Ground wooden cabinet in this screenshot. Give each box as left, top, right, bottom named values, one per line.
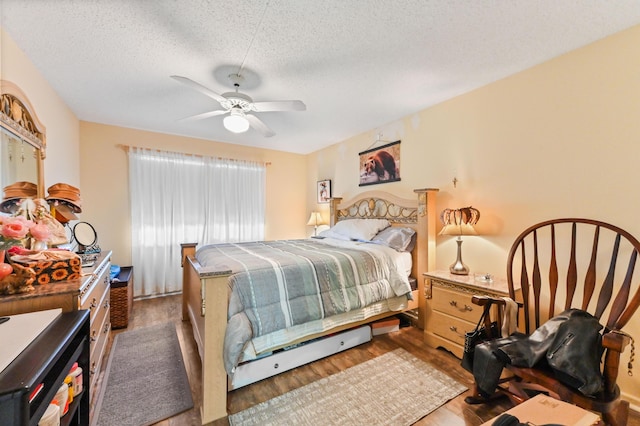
left=0, top=251, right=112, bottom=402
left=0, top=309, right=90, bottom=426
left=423, top=271, right=521, bottom=358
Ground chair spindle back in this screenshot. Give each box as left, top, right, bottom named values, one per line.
left=506, top=218, right=640, bottom=335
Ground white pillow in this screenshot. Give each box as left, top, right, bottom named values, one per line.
left=371, top=226, right=416, bottom=252
left=316, top=229, right=352, bottom=240
left=326, top=219, right=390, bottom=241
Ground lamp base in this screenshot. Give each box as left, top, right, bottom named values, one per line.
left=449, top=237, right=469, bottom=275
left=449, top=261, right=470, bottom=275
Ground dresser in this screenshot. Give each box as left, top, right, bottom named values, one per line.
left=423, top=271, right=521, bottom=358
left=0, top=251, right=112, bottom=402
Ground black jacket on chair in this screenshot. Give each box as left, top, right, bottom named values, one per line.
left=473, top=309, right=604, bottom=398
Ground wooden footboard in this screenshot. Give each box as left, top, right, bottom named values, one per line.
left=181, top=243, right=230, bottom=424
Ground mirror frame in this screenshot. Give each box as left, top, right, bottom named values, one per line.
left=1, top=80, right=46, bottom=198
left=73, top=221, right=97, bottom=247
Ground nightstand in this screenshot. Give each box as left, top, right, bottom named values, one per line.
left=423, top=271, right=521, bottom=358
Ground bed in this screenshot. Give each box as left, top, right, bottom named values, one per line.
left=180, top=188, right=438, bottom=424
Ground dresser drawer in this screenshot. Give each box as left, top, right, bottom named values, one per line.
left=431, top=285, right=482, bottom=322
left=430, top=310, right=475, bottom=346
left=80, top=261, right=111, bottom=321
left=89, top=293, right=110, bottom=357
left=89, top=305, right=111, bottom=392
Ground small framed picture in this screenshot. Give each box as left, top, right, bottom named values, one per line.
left=317, top=179, right=331, bottom=203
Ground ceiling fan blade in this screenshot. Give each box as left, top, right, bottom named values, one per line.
left=178, top=109, right=228, bottom=122
left=170, top=75, right=227, bottom=104
left=252, top=100, right=306, bottom=112
left=245, top=114, right=276, bottom=137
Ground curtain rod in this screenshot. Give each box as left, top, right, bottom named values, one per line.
left=116, top=144, right=271, bottom=166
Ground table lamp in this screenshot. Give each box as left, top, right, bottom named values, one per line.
left=306, top=211, right=324, bottom=236
left=439, top=206, right=480, bottom=275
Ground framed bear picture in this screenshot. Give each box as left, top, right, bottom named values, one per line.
left=358, top=140, right=401, bottom=186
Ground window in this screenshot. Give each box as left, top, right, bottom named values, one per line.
left=128, top=147, right=265, bottom=297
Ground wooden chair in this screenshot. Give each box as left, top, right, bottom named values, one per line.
left=465, top=218, right=640, bottom=425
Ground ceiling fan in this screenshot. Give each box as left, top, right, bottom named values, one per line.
left=171, top=74, right=306, bottom=137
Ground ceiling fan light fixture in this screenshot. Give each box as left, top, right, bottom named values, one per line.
left=223, top=110, right=250, bottom=133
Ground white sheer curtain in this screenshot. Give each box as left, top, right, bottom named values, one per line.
left=128, top=147, right=265, bottom=298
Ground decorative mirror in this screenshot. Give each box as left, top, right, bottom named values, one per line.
left=0, top=80, right=46, bottom=199
left=73, top=221, right=100, bottom=254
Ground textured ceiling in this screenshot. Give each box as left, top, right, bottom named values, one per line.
left=1, top=1, right=640, bottom=154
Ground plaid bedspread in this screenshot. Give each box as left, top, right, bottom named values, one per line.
left=195, top=239, right=411, bottom=374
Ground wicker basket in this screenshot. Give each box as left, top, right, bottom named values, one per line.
left=110, top=266, right=133, bottom=329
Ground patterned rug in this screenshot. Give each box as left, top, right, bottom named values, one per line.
left=92, top=323, right=193, bottom=426
left=228, top=348, right=467, bottom=426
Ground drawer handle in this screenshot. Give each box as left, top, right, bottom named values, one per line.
left=90, top=297, right=98, bottom=309
left=103, top=300, right=110, bottom=309
left=449, top=326, right=465, bottom=338
left=449, top=300, right=473, bottom=312
left=103, top=323, right=110, bottom=334
left=90, top=361, right=97, bottom=375
left=91, top=330, right=98, bottom=342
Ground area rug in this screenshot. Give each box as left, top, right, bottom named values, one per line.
left=92, top=323, right=193, bottom=426
left=228, top=348, right=467, bottom=426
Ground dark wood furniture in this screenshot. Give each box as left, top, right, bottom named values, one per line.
left=466, top=218, right=640, bottom=426
left=0, top=309, right=90, bottom=426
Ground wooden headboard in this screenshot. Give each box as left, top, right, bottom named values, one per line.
left=328, top=188, right=439, bottom=304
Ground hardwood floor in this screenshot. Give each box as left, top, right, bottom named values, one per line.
left=94, top=295, right=640, bottom=425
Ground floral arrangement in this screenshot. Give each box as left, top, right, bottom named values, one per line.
left=1, top=215, right=52, bottom=252
left=0, top=216, right=51, bottom=284
left=0, top=199, right=70, bottom=288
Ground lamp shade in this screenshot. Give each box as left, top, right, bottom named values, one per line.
left=223, top=111, right=250, bottom=133
left=307, top=212, right=323, bottom=226
left=439, top=206, right=480, bottom=231
left=439, top=223, right=477, bottom=236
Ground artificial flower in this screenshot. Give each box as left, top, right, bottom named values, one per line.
left=0, top=216, right=49, bottom=251
left=30, top=222, right=51, bottom=242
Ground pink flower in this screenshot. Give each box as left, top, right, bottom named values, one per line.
left=1, top=218, right=32, bottom=239
left=30, top=222, right=51, bottom=242
left=11, top=216, right=36, bottom=228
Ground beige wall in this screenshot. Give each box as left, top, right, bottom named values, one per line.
left=1, top=28, right=81, bottom=187
left=307, top=25, right=640, bottom=404
left=79, top=122, right=307, bottom=266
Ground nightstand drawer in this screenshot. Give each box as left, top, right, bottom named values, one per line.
left=430, top=310, right=475, bottom=346
left=431, top=285, right=482, bottom=322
